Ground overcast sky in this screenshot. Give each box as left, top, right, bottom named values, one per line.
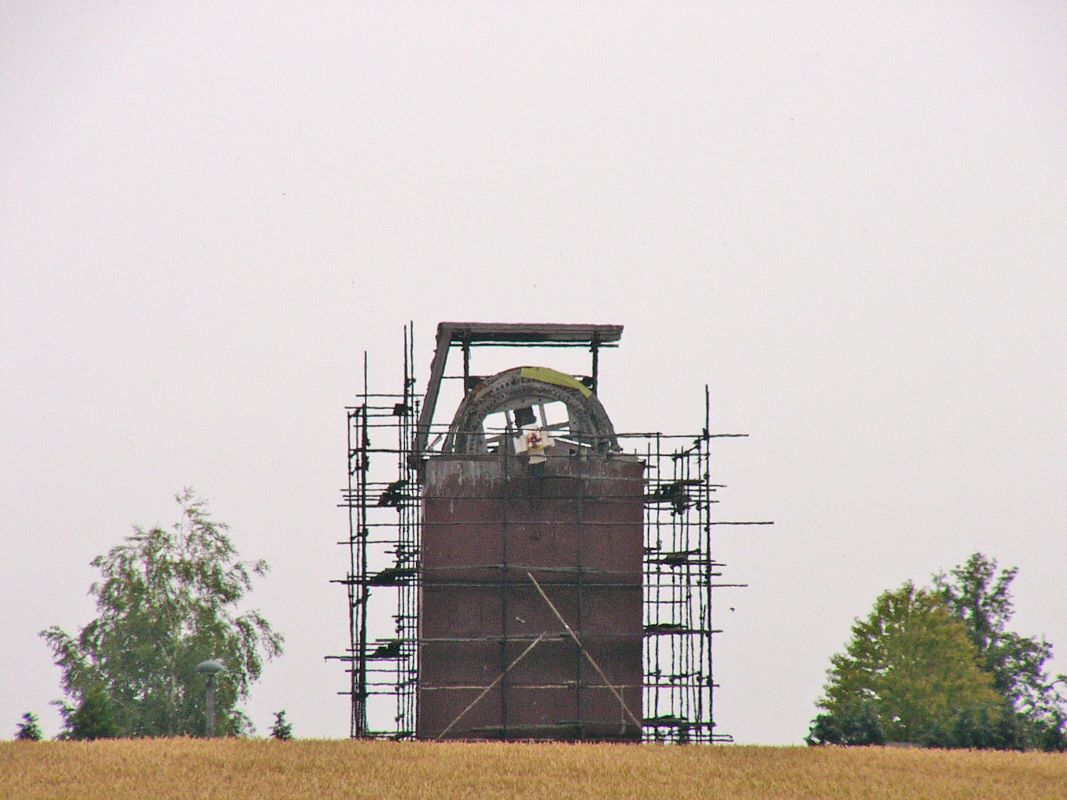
left=2, top=2, right=1065, bottom=744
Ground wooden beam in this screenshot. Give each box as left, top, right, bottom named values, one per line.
left=437, top=322, right=623, bottom=346
left=412, top=322, right=455, bottom=464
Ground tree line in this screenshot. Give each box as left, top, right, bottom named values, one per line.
left=807, top=553, right=1066, bottom=750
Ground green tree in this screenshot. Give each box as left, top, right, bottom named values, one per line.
left=934, top=553, right=1067, bottom=751
left=15, top=712, right=43, bottom=741
left=41, top=489, right=283, bottom=738
left=56, top=686, right=119, bottom=740
left=270, top=710, right=293, bottom=740
left=807, top=700, right=884, bottom=746
left=807, top=582, right=1004, bottom=747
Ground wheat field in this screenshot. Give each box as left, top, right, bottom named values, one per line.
left=2, top=739, right=1065, bottom=799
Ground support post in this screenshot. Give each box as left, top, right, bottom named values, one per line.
left=205, top=675, right=216, bottom=737
left=590, top=335, right=600, bottom=394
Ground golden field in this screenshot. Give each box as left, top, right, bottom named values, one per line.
left=2, top=739, right=1065, bottom=800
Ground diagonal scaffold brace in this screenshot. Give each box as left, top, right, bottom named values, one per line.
left=435, top=631, right=549, bottom=741
left=525, top=571, right=643, bottom=732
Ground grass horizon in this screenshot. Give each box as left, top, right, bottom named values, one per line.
left=3, top=739, right=1065, bottom=799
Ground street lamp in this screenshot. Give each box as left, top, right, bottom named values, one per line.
left=195, top=659, right=226, bottom=737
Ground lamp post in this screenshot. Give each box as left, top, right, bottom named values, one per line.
left=195, top=659, right=226, bottom=737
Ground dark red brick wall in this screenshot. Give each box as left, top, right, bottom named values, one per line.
left=418, top=455, right=644, bottom=740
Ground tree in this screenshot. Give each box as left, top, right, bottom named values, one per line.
left=807, top=699, right=884, bottom=747
left=934, top=553, right=1067, bottom=751
left=807, top=582, right=1004, bottom=747
left=56, top=686, right=119, bottom=740
left=270, top=710, right=293, bottom=740
left=15, top=712, right=43, bottom=741
left=41, top=489, right=283, bottom=738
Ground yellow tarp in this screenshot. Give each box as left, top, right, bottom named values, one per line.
left=520, top=366, right=593, bottom=398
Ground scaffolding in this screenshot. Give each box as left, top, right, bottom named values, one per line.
left=330, top=323, right=754, bottom=742
left=329, top=327, right=421, bottom=738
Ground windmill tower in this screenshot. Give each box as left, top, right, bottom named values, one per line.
left=333, top=322, right=746, bottom=743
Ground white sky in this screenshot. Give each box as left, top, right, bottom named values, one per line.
left=2, top=2, right=1065, bottom=744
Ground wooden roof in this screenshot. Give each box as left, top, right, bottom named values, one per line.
left=437, top=322, right=623, bottom=346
